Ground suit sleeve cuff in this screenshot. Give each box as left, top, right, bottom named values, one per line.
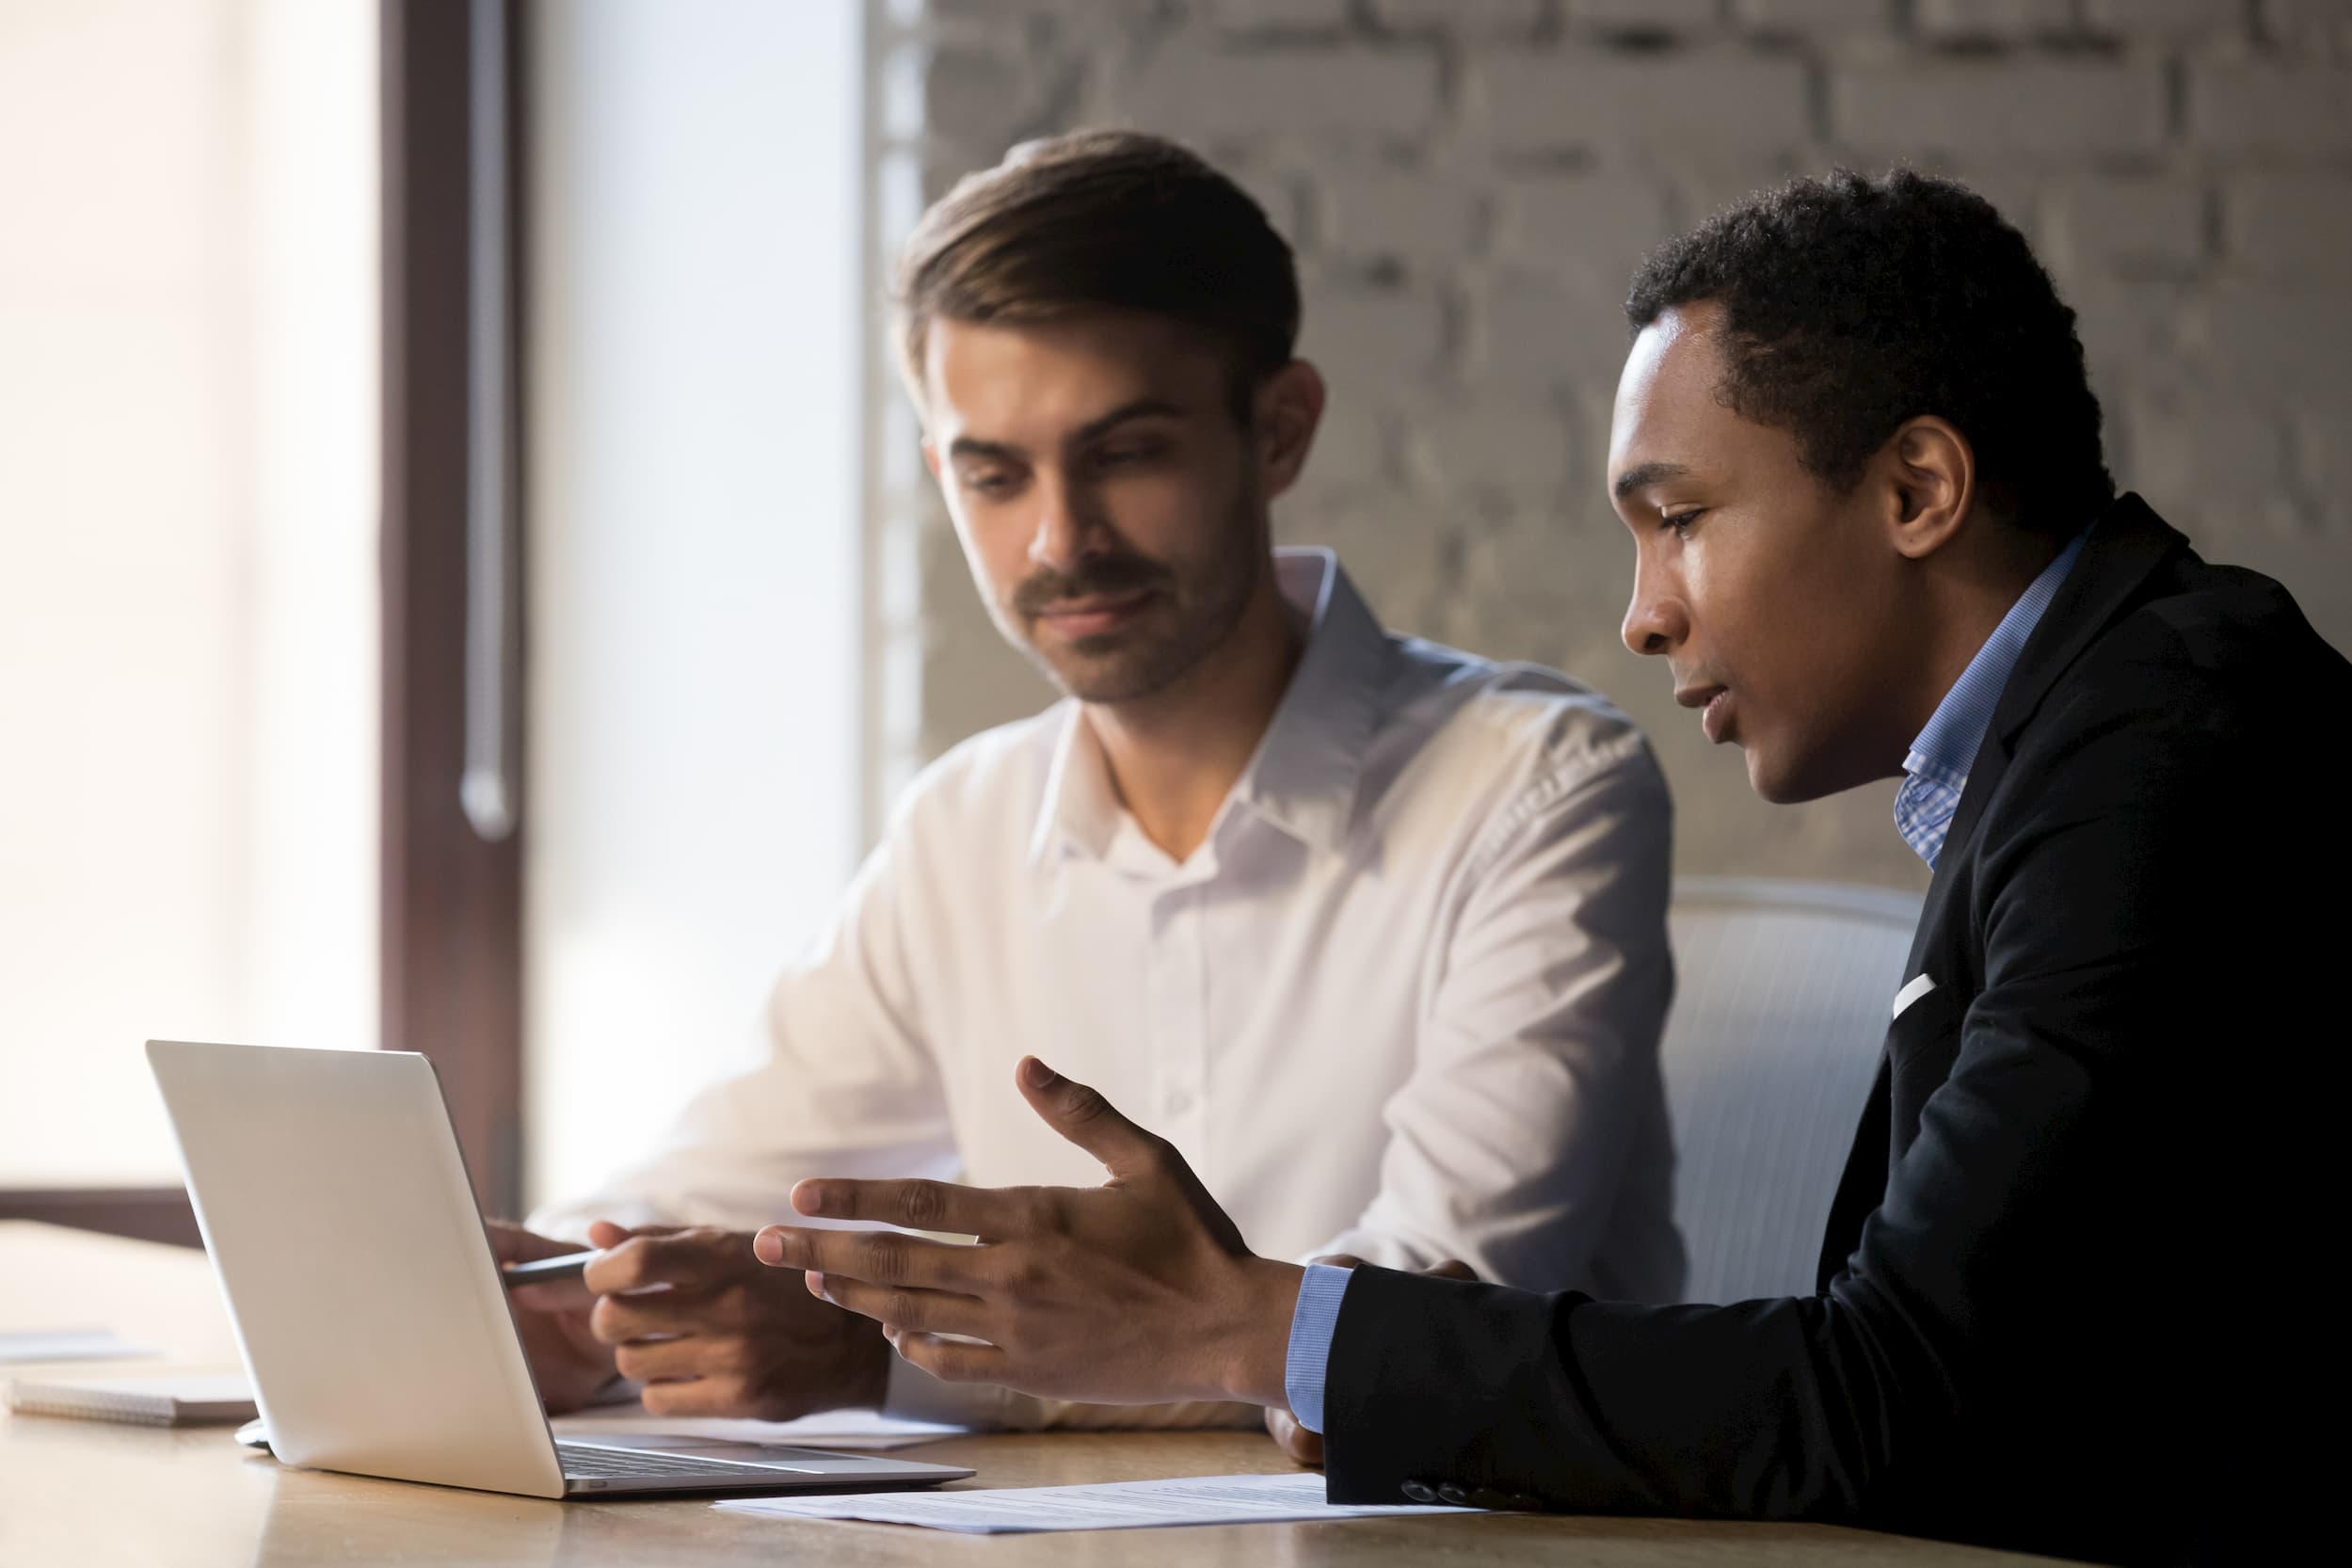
left=1283, top=1262, right=1355, bottom=1434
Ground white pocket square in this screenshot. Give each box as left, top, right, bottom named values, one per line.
left=1881, top=973, right=1938, bottom=1025
left=1892, top=972, right=1938, bottom=1020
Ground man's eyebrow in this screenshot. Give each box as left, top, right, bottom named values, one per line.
left=946, top=434, right=1021, bottom=464
left=1612, top=460, right=1692, bottom=500
left=944, top=400, right=1188, bottom=466
left=1065, top=398, right=1187, bottom=449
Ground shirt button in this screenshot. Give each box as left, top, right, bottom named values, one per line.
left=1436, top=1483, right=1470, bottom=1506
left=1400, top=1480, right=1437, bottom=1503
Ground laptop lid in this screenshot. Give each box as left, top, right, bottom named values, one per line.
left=148, top=1041, right=569, bottom=1497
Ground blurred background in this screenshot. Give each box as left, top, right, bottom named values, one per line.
left=4, top=0, right=2345, bottom=1233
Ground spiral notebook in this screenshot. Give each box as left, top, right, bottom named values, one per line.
left=4, top=1372, right=257, bottom=1427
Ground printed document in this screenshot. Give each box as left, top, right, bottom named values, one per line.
left=715, top=1471, right=1473, bottom=1533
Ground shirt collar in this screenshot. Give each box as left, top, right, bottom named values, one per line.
left=1027, top=700, right=1123, bottom=866
left=1027, top=548, right=1386, bottom=868
left=1906, top=527, right=2090, bottom=786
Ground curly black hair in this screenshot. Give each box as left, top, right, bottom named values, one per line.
left=1624, top=168, right=2113, bottom=537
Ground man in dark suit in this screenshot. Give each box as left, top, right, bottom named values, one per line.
left=748, top=170, right=2343, bottom=1565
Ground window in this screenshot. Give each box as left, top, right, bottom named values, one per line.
left=3, top=0, right=866, bottom=1230
left=520, top=0, right=865, bottom=1208
left=0, top=0, right=378, bottom=1192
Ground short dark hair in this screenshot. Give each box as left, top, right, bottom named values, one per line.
left=892, top=130, right=1301, bottom=416
left=1625, top=168, right=2113, bottom=536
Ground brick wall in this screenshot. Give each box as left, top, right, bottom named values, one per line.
left=866, top=0, right=2352, bottom=888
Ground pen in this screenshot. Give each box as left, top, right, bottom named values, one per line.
left=500, top=1250, right=596, bottom=1288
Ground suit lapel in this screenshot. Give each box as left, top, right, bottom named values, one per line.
left=1988, top=495, right=2185, bottom=749
left=1928, top=496, right=2188, bottom=888
left=1816, top=496, right=2191, bottom=1289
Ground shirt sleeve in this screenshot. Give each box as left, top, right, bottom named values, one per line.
left=527, top=826, right=957, bottom=1240
left=1310, top=728, right=1681, bottom=1301
left=1282, top=1263, right=1357, bottom=1433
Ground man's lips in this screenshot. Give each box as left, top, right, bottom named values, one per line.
left=1675, top=682, right=1734, bottom=744
left=1034, top=589, right=1153, bottom=638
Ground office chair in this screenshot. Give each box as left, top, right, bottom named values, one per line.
left=1659, top=877, right=1923, bottom=1304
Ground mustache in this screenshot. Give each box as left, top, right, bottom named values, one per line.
left=1011, top=552, right=1173, bottom=617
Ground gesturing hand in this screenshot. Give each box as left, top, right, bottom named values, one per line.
left=753, top=1057, right=1304, bottom=1409
left=577, top=1220, right=890, bottom=1419
left=1262, top=1255, right=1480, bottom=1467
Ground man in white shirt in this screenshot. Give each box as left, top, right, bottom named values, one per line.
left=496, top=129, right=1680, bottom=1434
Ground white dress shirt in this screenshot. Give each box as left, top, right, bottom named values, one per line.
left=534, top=549, right=1682, bottom=1428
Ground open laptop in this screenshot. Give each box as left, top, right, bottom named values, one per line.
left=146, top=1039, right=973, bottom=1498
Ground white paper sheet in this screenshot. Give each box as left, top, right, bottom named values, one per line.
left=0, top=1328, right=159, bottom=1365
left=553, top=1406, right=964, bottom=1453
left=713, top=1471, right=1473, bottom=1533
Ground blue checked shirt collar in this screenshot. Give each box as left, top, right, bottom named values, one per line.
left=1894, top=529, right=2088, bottom=867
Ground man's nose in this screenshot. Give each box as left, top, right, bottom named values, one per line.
left=1621, top=561, right=1688, bottom=658
left=1026, top=472, right=1098, bottom=575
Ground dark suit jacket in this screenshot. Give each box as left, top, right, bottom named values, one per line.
left=1321, top=496, right=2344, bottom=1564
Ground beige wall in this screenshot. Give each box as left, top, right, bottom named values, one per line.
left=868, top=0, right=2352, bottom=891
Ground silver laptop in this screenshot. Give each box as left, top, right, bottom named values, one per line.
left=146, top=1039, right=973, bottom=1498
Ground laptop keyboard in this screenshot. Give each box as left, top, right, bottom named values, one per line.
left=557, top=1442, right=793, bottom=1479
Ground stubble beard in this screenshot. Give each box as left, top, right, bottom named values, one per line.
left=1013, top=489, right=1267, bottom=706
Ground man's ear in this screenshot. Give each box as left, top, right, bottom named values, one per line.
left=1877, top=415, right=1976, bottom=562
left=1254, top=360, right=1326, bottom=500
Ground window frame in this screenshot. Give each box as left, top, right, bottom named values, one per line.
left=379, top=0, right=527, bottom=1220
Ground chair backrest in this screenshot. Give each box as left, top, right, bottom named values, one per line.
left=1661, top=877, right=1922, bottom=1305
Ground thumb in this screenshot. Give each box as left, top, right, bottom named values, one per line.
left=586, top=1219, right=643, bottom=1249
left=1422, top=1257, right=1480, bottom=1283
left=1265, top=1404, right=1325, bottom=1467
left=1015, top=1056, right=1158, bottom=1176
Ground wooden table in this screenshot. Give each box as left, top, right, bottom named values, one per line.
left=1, top=1223, right=2068, bottom=1566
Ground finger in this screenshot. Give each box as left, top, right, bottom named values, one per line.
left=1308, top=1253, right=1365, bottom=1270
left=488, top=1222, right=597, bottom=1311
left=788, top=1176, right=1020, bottom=1239
left=508, top=1278, right=595, bottom=1315
left=807, top=1271, right=993, bottom=1341
left=888, top=1329, right=1009, bottom=1386
left=612, top=1335, right=717, bottom=1384
left=586, top=1219, right=665, bottom=1250
left=1013, top=1056, right=1161, bottom=1177
left=486, top=1220, right=578, bottom=1264
left=584, top=1229, right=743, bottom=1295
left=640, top=1376, right=755, bottom=1419
left=752, top=1225, right=990, bottom=1294
left=1423, top=1258, right=1479, bottom=1283
left=590, top=1288, right=722, bottom=1345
